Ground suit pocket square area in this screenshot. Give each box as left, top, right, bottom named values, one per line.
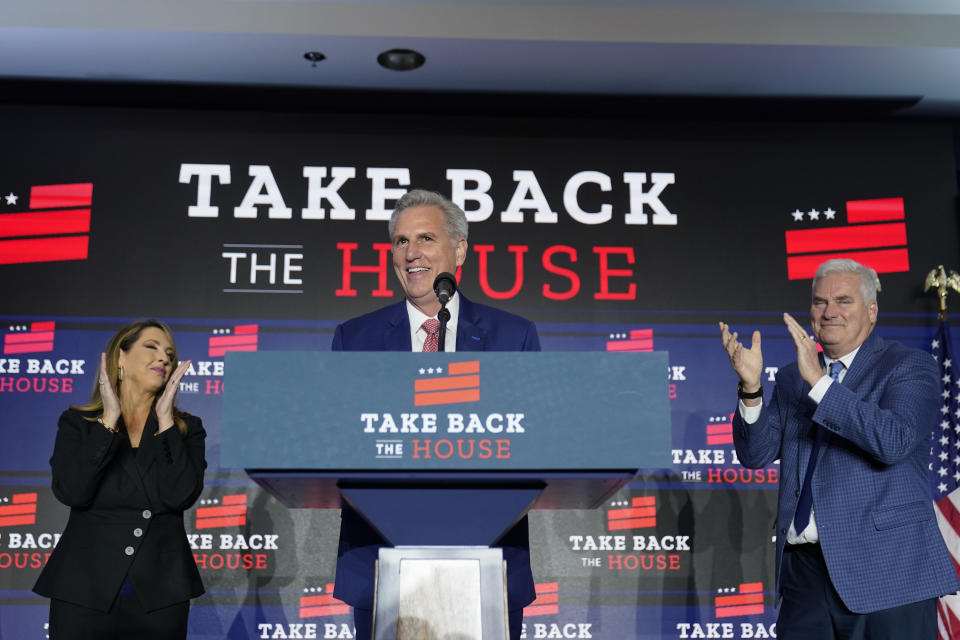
left=872, top=500, right=933, bottom=530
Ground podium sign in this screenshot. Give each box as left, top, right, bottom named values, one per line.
left=222, top=351, right=670, bottom=472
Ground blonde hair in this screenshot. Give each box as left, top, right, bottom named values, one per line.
left=72, top=319, right=187, bottom=435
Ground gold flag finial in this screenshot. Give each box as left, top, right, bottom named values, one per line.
left=924, top=265, right=960, bottom=321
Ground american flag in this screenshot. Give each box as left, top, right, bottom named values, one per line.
left=930, top=321, right=960, bottom=639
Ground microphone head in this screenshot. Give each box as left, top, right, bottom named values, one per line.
left=433, top=272, right=457, bottom=304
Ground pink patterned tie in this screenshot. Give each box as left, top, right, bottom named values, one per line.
left=421, top=318, right=440, bottom=352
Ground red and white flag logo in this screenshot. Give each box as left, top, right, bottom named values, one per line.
left=299, top=584, right=350, bottom=619
left=414, top=360, right=480, bottom=406
left=714, top=582, right=764, bottom=618
left=207, top=325, right=258, bottom=358
left=607, top=495, right=656, bottom=531
left=706, top=414, right=734, bottom=446
left=3, top=321, right=55, bottom=355
left=0, top=183, right=93, bottom=265
left=194, top=494, right=247, bottom=529
left=785, top=197, right=908, bottom=280
left=606, top=328, right=653, bottom=352
left=0, top=492, right=38, bottom=527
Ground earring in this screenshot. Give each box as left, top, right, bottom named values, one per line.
left=118, top=366, right=124, bottom=381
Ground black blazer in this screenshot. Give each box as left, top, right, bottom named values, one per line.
left=34, top=409, right=206, bottom=612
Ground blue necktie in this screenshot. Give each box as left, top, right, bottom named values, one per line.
left=793, top=360, right=844, bottom=535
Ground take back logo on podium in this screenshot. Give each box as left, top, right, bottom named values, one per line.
left=221, top=351, right=670, bottom=471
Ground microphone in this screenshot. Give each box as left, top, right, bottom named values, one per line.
left=433, top=272, right=457, bottom=305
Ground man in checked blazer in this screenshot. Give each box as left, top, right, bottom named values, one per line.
left=719, top=258, right=959, bottom=639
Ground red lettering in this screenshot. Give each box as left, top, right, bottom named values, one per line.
left=593, top=246, right=636, bottom=300
left=668, top=383, right=677, bottom=399
left=474, top=245, right=527, bottom=300
left=0, top=377, right=12, bottom=392
left=607, top=554, right=682, bottom=571
left=205, top=379, right=223, bottom=395
left=456, top=439, right=475, bottom=458
left=61, top=377, right=73, bottom=393
left=434, top=439, right=453, bottom=459
left=255, top=553, right=268, bottom=569
left=706, top=467, right=780, bottom=484
left=411, top=439, right=431, bottom=459
left=541, top=245, right=580, bottom=300
left=16, top=378, right=30, bottom=392
left=495, top=439, right=511, bottom=459
left=478, top=439, right=492, bottom=459
left=335, top=242, right=393, bottom=298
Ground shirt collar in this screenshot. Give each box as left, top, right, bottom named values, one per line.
left=406, top=292, right=460, bottom=334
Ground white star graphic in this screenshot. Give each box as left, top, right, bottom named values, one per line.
left=944, top=374, right=952, bottom=384
left=955, top=471, right=960, bottom=482
left=941, top=436, right=950, bottom=446
left=419, top=368, right=425, bottom=375
left=792, top=209, right=804, bottom=222
left=436, top=367, right=443, bottom=374
left=940, top=451, right=949, bottom=461
left=939, top=466, right=948, bottom=477
left=946, top=359, right=953, bottom=368
left=808, top=209, right=820, bottom=221
left=427, top=367, right=435, bottom=374
left=823, top=208, right=836, bottom=220
left=933, top=339, right=941, bottom=350
left=4, top=192, right=17, bottom=205
left=940, top=482, right=949, bottom=493
left=942, top=405, right=949, bottom=414
left=943, top=419, right=951, bottom=429
left=944, top=390, right=951, bottom=399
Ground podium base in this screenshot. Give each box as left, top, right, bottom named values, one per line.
left=373, top=546, right=509, bottom=640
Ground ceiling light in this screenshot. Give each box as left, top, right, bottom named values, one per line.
left=377, top=49, right=425, bottom=72
left=303, top=52, right=326, bottom=67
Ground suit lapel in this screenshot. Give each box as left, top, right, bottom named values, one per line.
left=384, top=301, right=413, bottom=351
left=837, top=330, right=883, bottom=391
left=456, top=295, right=487, bottom=352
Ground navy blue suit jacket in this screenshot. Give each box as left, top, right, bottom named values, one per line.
left=733, top=330, right=959, bottom=613
left=331, top=295, right=540, bottom=612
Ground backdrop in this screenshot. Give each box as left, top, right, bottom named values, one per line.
left=1, top=103, right=957, bottom=639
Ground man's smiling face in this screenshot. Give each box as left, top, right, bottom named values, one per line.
left=391, top=204, right=466, bottom=315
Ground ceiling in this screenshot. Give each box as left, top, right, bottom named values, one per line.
left=3, top=0, right=960, bottom=116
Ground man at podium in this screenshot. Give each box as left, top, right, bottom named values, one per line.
left=331, top=188, right=540, bottom=639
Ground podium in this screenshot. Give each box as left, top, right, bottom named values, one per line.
left=222, top=352, right=671, bottom=639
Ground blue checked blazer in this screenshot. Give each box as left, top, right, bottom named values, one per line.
left=331, top=294, right=540, bottom=613
left=733, top=329, right=960, bottom=613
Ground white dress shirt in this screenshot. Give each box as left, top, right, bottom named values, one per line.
left=406, top=292, right=460, bottom=352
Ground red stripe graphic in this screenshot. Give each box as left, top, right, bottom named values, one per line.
left=606, top=328, right=654, bottom=352
left=195, top=494, right=247, bottom=529
left=707, top=419, right=733, bottom=446
left=785, top=223, right=906, bottom=255
left=715, top=582, right=764, bottom=618
left=846, top=198, right=904, bottom=223
left=448, top=360, right=480, bottom=375
left=414, top=361, right=480, bottom=406
left=0, top=493, right=37, bottom=527
left=0, top=209, right=90, bottom=238
left=30, top=183, right=93, bottom=209
left=5, top=331, right=54, bottom=345
left=0, top=235, right=89, bottom=265
left=414, top=389, right=481, bottom=406
left=787, top=248, right=909, bottom=280
left=608, top=496, right=656, bottom=531
left=234, top=324, right=258, bottom=334
left=524, top=582, right=560, bottom=617
left=299, top=585, right=350, bottom=618
left=414, top=375, right=479, bottom=392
